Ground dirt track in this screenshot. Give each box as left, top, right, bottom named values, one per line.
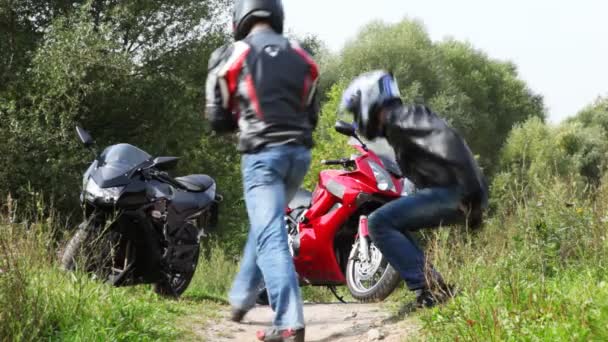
left=197, top=303, right=421, bottom=342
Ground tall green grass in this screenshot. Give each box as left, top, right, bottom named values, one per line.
left=183, top=243, right=238, bottom=303
left=5, top=171, right=608, bottom=341
left=418, top=177, right=608, bottom=340
left=0, top=199, right=185, bottom=341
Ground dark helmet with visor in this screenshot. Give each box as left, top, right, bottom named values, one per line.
left=232, top=0, right=285, bottom=41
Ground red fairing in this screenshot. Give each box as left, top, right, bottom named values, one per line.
left=291, top=144, right=403, bottom=285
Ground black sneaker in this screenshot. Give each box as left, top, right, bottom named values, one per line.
left=256, top=327, right=305, bottom=342
left=230, top=307, right=248, bottom=323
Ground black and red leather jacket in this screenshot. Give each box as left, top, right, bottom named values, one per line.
left=205, top=27, right=319, bottom=153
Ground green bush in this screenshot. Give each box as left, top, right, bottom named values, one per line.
left=496, top=117, right=608, bottom=208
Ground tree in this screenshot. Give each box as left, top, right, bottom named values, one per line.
left=319, top=19, right=545, bottom=172
left=0, top=0, right=230, bottom=211
left=569, top=96, right=608, bottom=132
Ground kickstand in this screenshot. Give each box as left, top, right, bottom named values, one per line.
left=328, top=285, right=347, bottom=303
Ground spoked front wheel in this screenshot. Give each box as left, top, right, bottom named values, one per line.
left=345, top=240, right=401, bottom=302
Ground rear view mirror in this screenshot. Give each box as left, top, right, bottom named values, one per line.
left=76, top=126, right=94, bottom=147
left=335, top=120, right=356, bottom=136
left=153, top=156, right=180, bottom=171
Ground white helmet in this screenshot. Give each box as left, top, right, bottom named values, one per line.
left=339, top=71, right=401, bottom=139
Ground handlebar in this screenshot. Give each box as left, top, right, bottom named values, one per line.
left=321, top=158, right=356, bottom=167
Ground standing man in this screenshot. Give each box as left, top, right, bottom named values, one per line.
left=339, top=71, right=488, bottom=308
left=204, top=1, right=319, bottom=341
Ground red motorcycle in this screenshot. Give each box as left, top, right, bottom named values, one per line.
left=260, top=121, right=405, bottom=303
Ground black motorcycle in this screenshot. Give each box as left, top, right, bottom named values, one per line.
left=61, top=126, right=220, bottom=297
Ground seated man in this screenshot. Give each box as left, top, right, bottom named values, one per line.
left=339, top=71, right=488, bottom=307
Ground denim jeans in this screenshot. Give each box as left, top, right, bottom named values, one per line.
left=228, top=144, right=311, bottom=330
left=367, top=186, right=464, bottom=290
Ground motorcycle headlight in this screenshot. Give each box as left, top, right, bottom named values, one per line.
left=368, top=160, right=397, bottom=193
left=85, top=179, right=124, bottom=203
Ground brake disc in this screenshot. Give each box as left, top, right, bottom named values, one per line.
left=355, top=245, right=383, bottom=281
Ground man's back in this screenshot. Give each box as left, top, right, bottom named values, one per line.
left=206, top=28, right=319, bottom=152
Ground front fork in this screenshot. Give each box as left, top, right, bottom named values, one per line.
left=349, top=215, right=371, bottom=262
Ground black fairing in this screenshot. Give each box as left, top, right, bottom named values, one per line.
left=92, top=144, right=152, bottom=188
left=166, top=189, right=215, bottom=229
left=115, top=178, right=154, bottom=208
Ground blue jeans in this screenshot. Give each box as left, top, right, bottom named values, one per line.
left=368, top=186, right=464, bottom=290
left=229, top=144, right=311, bottom=330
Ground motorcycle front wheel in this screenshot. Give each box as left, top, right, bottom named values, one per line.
left=61, top=228, right=90, bottom=271
left=345, top=240, right=401, bottom=302
left=154, top=246, right=200, bottom=298
left=61, top=226, right=133, bottom=283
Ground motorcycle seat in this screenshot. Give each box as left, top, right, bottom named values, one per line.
left=175, top=174, right=214, bottom=192
left=288, top=189, right=312, bottom=209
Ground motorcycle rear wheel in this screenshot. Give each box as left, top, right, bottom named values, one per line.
left=62, top=227, right=132, bottom=282
left=345, top=242, right=401, bottom=302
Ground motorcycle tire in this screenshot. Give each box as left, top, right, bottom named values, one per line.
left=154, top=246, right=200, bottom=298
left=345, top=251, right=401, bottom=302
left=61, top=229, right=90, bottom=271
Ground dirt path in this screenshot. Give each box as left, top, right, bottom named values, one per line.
left=195, top=303, right=421, bottom=342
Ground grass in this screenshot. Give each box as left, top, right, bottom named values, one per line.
left=415, top=177, right=608, bottom=341
left=183, top=242, right=238, bottom=304
left=4, top=173, right=608, bottom=341
left=0, top=217, right=190, bottom=341
left=0, top=198, right=227, bottom=342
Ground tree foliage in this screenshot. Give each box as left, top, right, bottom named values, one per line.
left=0, top=0, right=229, bottom=210
left=320, top=19, right=545, bottom=171
left=494, top=112, right=608, bottom=209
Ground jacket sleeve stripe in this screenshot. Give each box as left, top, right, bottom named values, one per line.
left=218, top=41, right=251, bottom=110
left=291, top=43, right=319, bottom=81
left=290, top=41, right=320, bottom=107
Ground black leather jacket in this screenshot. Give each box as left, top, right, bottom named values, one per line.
left=205, top=28, right=319, bottom=153
left=384, top=104, right=489, bottom=225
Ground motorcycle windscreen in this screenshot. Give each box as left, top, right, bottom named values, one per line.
left=347, top=137, right=402, bottom=177
left=91, top=143, right=152, bottom=188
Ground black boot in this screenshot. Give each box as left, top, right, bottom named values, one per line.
left=414, top=283, right=457, bottom=308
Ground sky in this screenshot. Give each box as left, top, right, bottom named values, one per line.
left=282, top=0, right=608, bottom=123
